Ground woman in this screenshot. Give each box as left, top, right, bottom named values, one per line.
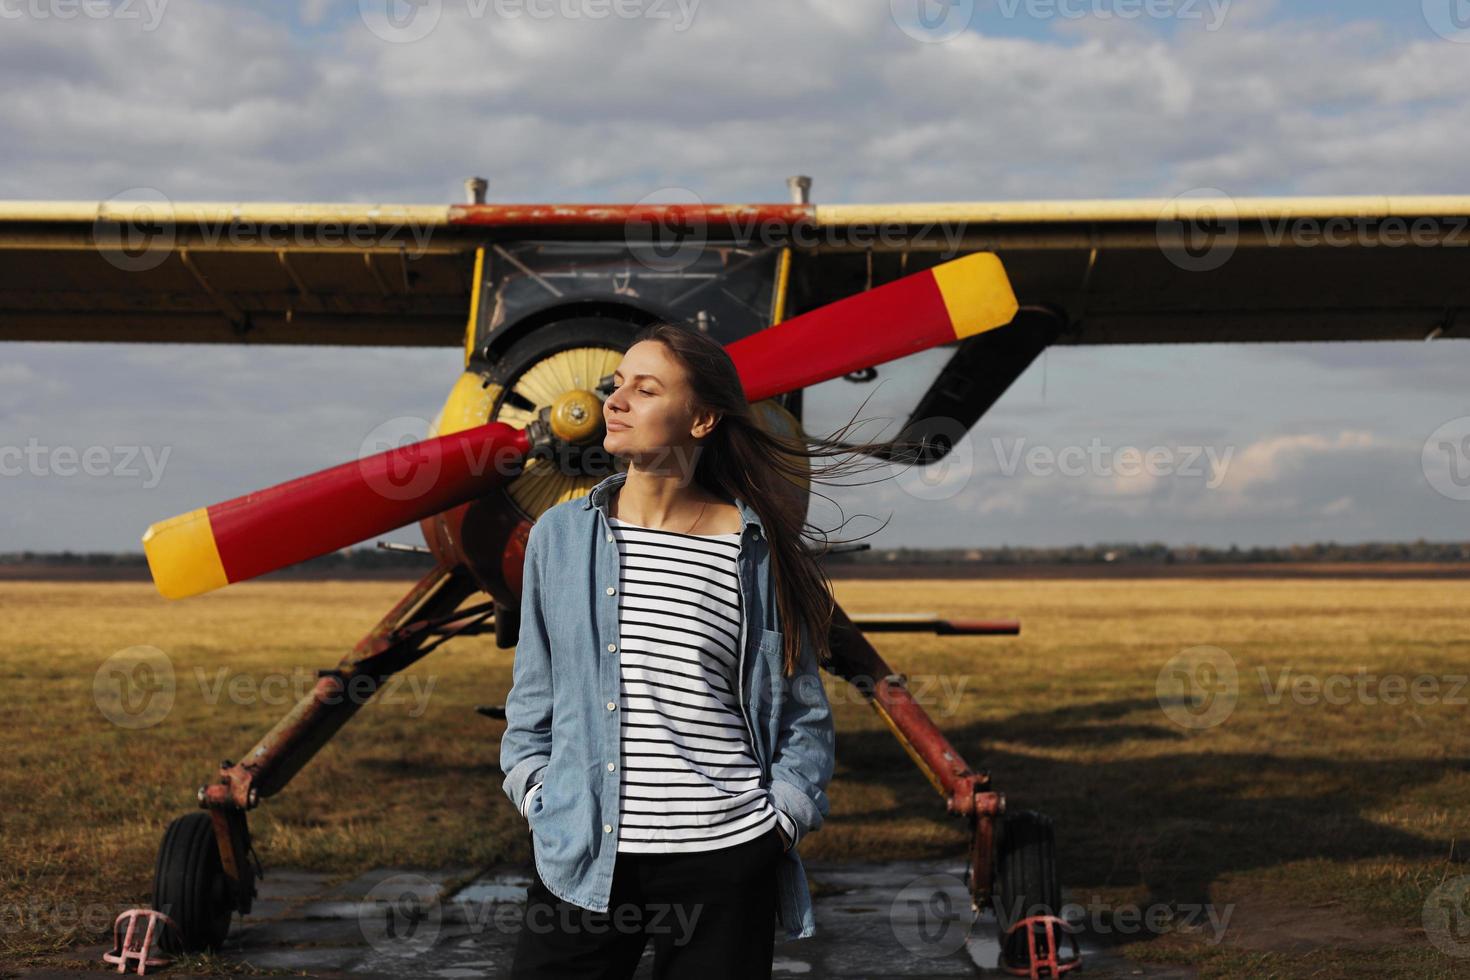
left=502, top=322, right=904, bottom=979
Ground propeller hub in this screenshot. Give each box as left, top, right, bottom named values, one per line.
left=549, top=389, right=605, bottom=445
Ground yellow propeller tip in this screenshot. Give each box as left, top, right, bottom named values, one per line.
left=141, top=507, right=229, bottom=599
left=932, top=252, right=1020, bottom=340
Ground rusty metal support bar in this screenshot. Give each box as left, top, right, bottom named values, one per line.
left=825, top=600, right=1005, bottom=905
left=198, top=562, right=480, bottom=812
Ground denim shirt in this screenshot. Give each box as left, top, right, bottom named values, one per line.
left=499, top=469, right=836, bottom=941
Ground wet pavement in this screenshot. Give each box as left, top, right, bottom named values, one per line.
left=50, top=859, right=1199, bottom=978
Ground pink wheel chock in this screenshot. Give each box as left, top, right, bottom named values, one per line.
left=102, top=908, right=181, bottom=976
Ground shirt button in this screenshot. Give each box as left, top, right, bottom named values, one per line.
left=606, top=586, right=615, bottom=595
left=607, top=642, right=617, bottom=652
left=607, top=762, right=615, bottom=771
left=606, top=534, right=613, bottom=542
left=607, top=701, right=616, bottom=710
left=604, top=824, right=613, bottom=833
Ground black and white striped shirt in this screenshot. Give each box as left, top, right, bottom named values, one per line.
left=519, top=515, right=796, bottom=851
left=609, top=515, right=794, bottom=853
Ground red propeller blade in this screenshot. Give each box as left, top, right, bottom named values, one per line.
left=727, top=252, right=1017, bottom=402
left=142, top=251, right=1016, bottom=600
left=142, top=422, right=531, bottom=599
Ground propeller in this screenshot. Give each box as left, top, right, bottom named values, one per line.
left=142, top=252, right=1016, bottom=599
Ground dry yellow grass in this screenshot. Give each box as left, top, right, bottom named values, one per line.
left=3, top=577, right=1469, bottom=977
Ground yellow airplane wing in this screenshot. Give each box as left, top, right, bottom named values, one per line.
left=1, top=195, right=1467, bottom=347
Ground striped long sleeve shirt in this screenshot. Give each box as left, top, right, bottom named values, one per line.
left=520, top=514, right=796, bottom=853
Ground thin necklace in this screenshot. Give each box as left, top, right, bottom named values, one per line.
left=615, top=489, right=709, bottom=534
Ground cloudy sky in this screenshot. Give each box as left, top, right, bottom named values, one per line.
left=3, top=0, right=1468, bottom=551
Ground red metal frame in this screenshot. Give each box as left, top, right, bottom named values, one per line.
left=191, top=557, right=1014, bottom=939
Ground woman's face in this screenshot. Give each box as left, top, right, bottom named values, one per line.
left=603, top=340, right=718, bottom=474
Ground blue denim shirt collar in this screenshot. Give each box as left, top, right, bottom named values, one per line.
left=582, top=469, right=765, bottom=535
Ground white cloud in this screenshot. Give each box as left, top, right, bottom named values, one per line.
left=3, top=1, right=1468, bottom=549
left=1212, top=431, right=1376, bottom=494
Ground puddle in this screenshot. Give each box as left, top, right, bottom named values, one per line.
left=204, top=859, right=1188, bottom=978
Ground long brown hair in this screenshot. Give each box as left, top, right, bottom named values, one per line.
left=624, top=322, right=923, bottom=678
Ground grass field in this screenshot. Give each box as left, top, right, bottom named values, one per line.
left=3, top=577, right=1469, bottom=978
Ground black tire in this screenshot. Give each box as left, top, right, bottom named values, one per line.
left=152, top=812, right=235, bottom=952
left=992, top=809, right=1060, bottom=934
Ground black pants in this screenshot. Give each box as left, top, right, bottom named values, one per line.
left=510, top=826, right=783, bottom=979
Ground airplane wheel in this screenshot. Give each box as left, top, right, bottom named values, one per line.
left=152, top=812, right=236, bottom=952
left=992, top=809, right=1060, bottom=934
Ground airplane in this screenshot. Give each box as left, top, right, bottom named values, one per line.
left=6, top=178, right=1466, bottom=974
